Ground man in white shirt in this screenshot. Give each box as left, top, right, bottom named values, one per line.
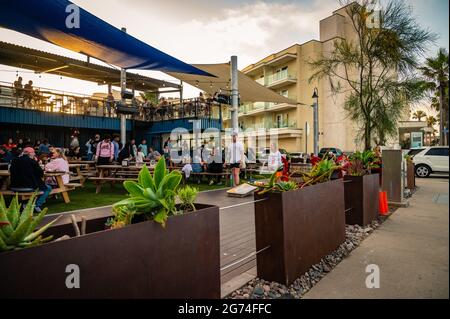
left=267, top=143, right=283, bottom=172
left=225, top=132, right=245, bottom=187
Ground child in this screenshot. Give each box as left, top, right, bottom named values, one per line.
left=135, top=146, right=145, bottom=164
left=181, top=156, right=193, bottom=181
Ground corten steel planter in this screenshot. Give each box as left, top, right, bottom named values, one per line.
left=344, top=174, right=380, bottom=227
left=254, top=179, right=346, bottom=286
left=406, top=162, right=416, bottom=190
left=0, top=204, right=220, bottom=299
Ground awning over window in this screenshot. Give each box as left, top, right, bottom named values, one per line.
left=167, top=63, right=298, bottom=104
left=0, top=0, right=211, bottom=76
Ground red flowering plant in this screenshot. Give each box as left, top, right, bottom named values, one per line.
left=343, top=151, right=379, bottom=177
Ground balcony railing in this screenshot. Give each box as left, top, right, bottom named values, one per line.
left=267, top=70, right=296, bottom=86
left=0, top=81, right=221, bottom=123
left=240, top=120, right=298, bottom=131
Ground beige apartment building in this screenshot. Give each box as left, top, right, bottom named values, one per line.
left=224, top=5, right=363, bottom=153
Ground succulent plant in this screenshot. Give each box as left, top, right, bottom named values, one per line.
left=177, top=185, right=199, bottom=213
left=0, top=194, right=60, bottom=252
left=113, top=157, right=182, bottom=227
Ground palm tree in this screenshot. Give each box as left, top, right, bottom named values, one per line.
left=412, top=110, right=427, bottom=122
left=420, top=48, right=449, bottom=145
left=426, top=116, right=438, bottom=145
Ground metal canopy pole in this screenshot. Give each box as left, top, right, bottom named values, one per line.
left=120, top=27, right=127, bottom=146
left=312, top=88, right=319, bottom=155
left=230, top=56, right=239, bottom=134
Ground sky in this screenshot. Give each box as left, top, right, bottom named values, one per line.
left=0, top=0, right=448, bottom=101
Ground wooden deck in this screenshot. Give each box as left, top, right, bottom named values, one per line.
left=197, top=189, right=257, bottom=285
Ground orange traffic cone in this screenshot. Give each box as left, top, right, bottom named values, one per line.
left=379, top=191, right=389, bottom=216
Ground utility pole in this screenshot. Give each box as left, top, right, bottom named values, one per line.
left=305, top=122, right=309, bottom=154
left=312, top=88, right=319, bottom=155
left=230, top=56, right=239, bottom=134
left=439, top=84, right=446, bottom=145
left=120, top=27, right=127, bottom=146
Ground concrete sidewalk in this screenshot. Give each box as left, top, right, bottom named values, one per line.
left=304, top=177, right=449, bottom=299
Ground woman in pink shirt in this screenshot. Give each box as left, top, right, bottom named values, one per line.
left=45, top=148, right=70, bottom=185
left=96, top=135, right=114, bottom=165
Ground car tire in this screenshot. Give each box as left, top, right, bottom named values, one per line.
left=415, top=164, right=431, bottom=178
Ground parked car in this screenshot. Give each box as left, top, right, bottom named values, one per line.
left=289, top=152, right=307, bottom=163
left=406, top=148, right=426, bottom=157
left=412, top=146, right=449, bottom=178
left=318, top=148, right=343, bottom=158
left=257, top=147, right=287, bottom=162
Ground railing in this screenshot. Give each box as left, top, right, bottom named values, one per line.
left=267, top=70, right=296, bottom=86
left=0, top=81, right=221, bottom=123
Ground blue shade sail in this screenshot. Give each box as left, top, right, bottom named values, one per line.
left=0, top=0, right=212, bottom=76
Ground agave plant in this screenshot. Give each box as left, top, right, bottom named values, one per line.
left=0, top=194, right=60, bottom=252
left=113, top=157, right=182, bottom=227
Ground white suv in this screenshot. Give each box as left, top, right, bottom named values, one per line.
left=412, top=146, right=449, bottom=178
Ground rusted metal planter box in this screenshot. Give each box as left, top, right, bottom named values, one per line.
left=0, top=204, right=220, bottom=299
left=254, top=179, right=346, bottom=286
left=344, top=174, right=380, bottom=227
left=406, top=162, right=416, bottom=190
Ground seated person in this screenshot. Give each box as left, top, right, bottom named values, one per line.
left=181, top=156, right=193, bottom=180
left=10, top=147, right=52, bottom=213
left=44, top=148, right=70, bottom=186
left=23, top=80, right=34, bottom=107
left=191, top=154, right=203, bottom=184
left=0, top=146, right=14, bottom=163
left=147, top=147, right=161, bottom=162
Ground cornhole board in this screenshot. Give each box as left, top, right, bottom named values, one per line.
left=227, top=183, right=258, bottom=198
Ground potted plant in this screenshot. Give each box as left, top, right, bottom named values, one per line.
left=251, top=158, right=346, bottom=286
left=342, top=151, right=380, bottom=226
left=0, top=158, right=220, bottom=299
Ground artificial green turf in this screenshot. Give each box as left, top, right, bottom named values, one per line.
left=44, top=180, right=229, bottom=215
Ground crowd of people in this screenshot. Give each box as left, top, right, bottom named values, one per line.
left=2, top=130, right=368, bottom=211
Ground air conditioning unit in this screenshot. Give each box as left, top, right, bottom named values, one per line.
left=115, top=102, right=140, bottom=115
left=121, top=90, right=134, bottom=100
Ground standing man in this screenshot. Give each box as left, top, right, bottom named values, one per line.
left=225, top=131, right=244, bottom=187
left=112, top=134, right=121, bottom=162
left=138, top=139, right=148, bottom=158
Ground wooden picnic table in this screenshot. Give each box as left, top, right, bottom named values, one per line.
left=91, top=164, right=153, bottom=194
left=0, top=171, right=73, bottom=203
left=68, top=163, right=86, bottom=186
left=68, top=160, right=96, bottom=174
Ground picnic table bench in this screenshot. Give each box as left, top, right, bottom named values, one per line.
left=182, top=171, right=230, bottom=185
left=0, top=171, right=75, bottom=203
left=90, top=164, right=155, bottom=194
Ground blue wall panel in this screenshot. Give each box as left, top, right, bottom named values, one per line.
left=0, top=106, right=132, bottom=131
